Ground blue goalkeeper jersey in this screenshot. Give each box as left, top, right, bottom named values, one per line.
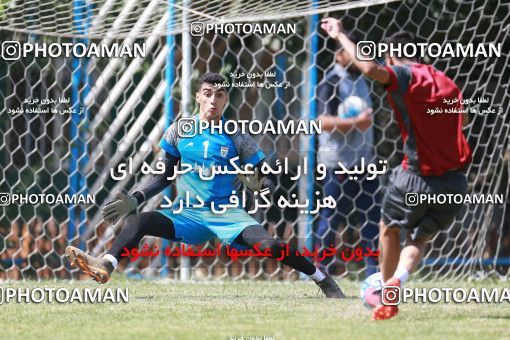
left=159, top=115, right=265, bottom=206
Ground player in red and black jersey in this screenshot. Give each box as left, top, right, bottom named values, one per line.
left=321, top=18, right=472, bottom=320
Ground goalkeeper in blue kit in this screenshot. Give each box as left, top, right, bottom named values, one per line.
left=66, top=72, right=344, bottom=298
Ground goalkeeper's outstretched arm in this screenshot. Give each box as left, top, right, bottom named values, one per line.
left=101, top=152, right=179, bottom=224
left=131, top=152, right=180, bottom=204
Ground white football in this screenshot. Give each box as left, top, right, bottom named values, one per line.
left=338, top=95, right=368, bottom=118
left=360, top=272, right=383, bottom=303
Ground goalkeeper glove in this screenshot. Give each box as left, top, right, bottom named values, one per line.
left=238, top=167, right=264, bottom=192
left=101, top=192, right=138, bottom=224
left=238, top=168, right=275, bottom=193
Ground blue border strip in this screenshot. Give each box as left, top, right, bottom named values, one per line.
left=160, top=0, right=176, bottom=277
left=306, top=7, right=320, bottom=253
left=69, top=0, right=90, bottom=249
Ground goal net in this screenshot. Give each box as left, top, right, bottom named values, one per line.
left=0, top=0, right=508, bottom=282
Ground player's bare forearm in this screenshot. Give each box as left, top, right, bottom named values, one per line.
left=319, top=114, right=357, bottom=133
left=321, top=17, right=391, bottom=84
left=132, top=152, right=179, bottom=204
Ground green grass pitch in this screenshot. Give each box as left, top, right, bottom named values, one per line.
left=2, top=276, right=509, bottom=339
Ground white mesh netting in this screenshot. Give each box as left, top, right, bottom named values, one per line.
left=0, top=0, right=509, bottom=281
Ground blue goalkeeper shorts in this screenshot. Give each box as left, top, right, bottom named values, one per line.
left=157, top=207, right=259, bottom=245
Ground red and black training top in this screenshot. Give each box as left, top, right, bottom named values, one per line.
left=384, top=64, right=472, bottom=177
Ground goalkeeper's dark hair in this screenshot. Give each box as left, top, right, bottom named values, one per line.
left=384, top=31, right=421, bottom=62
left=198, top=72, right=228, bottom=91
